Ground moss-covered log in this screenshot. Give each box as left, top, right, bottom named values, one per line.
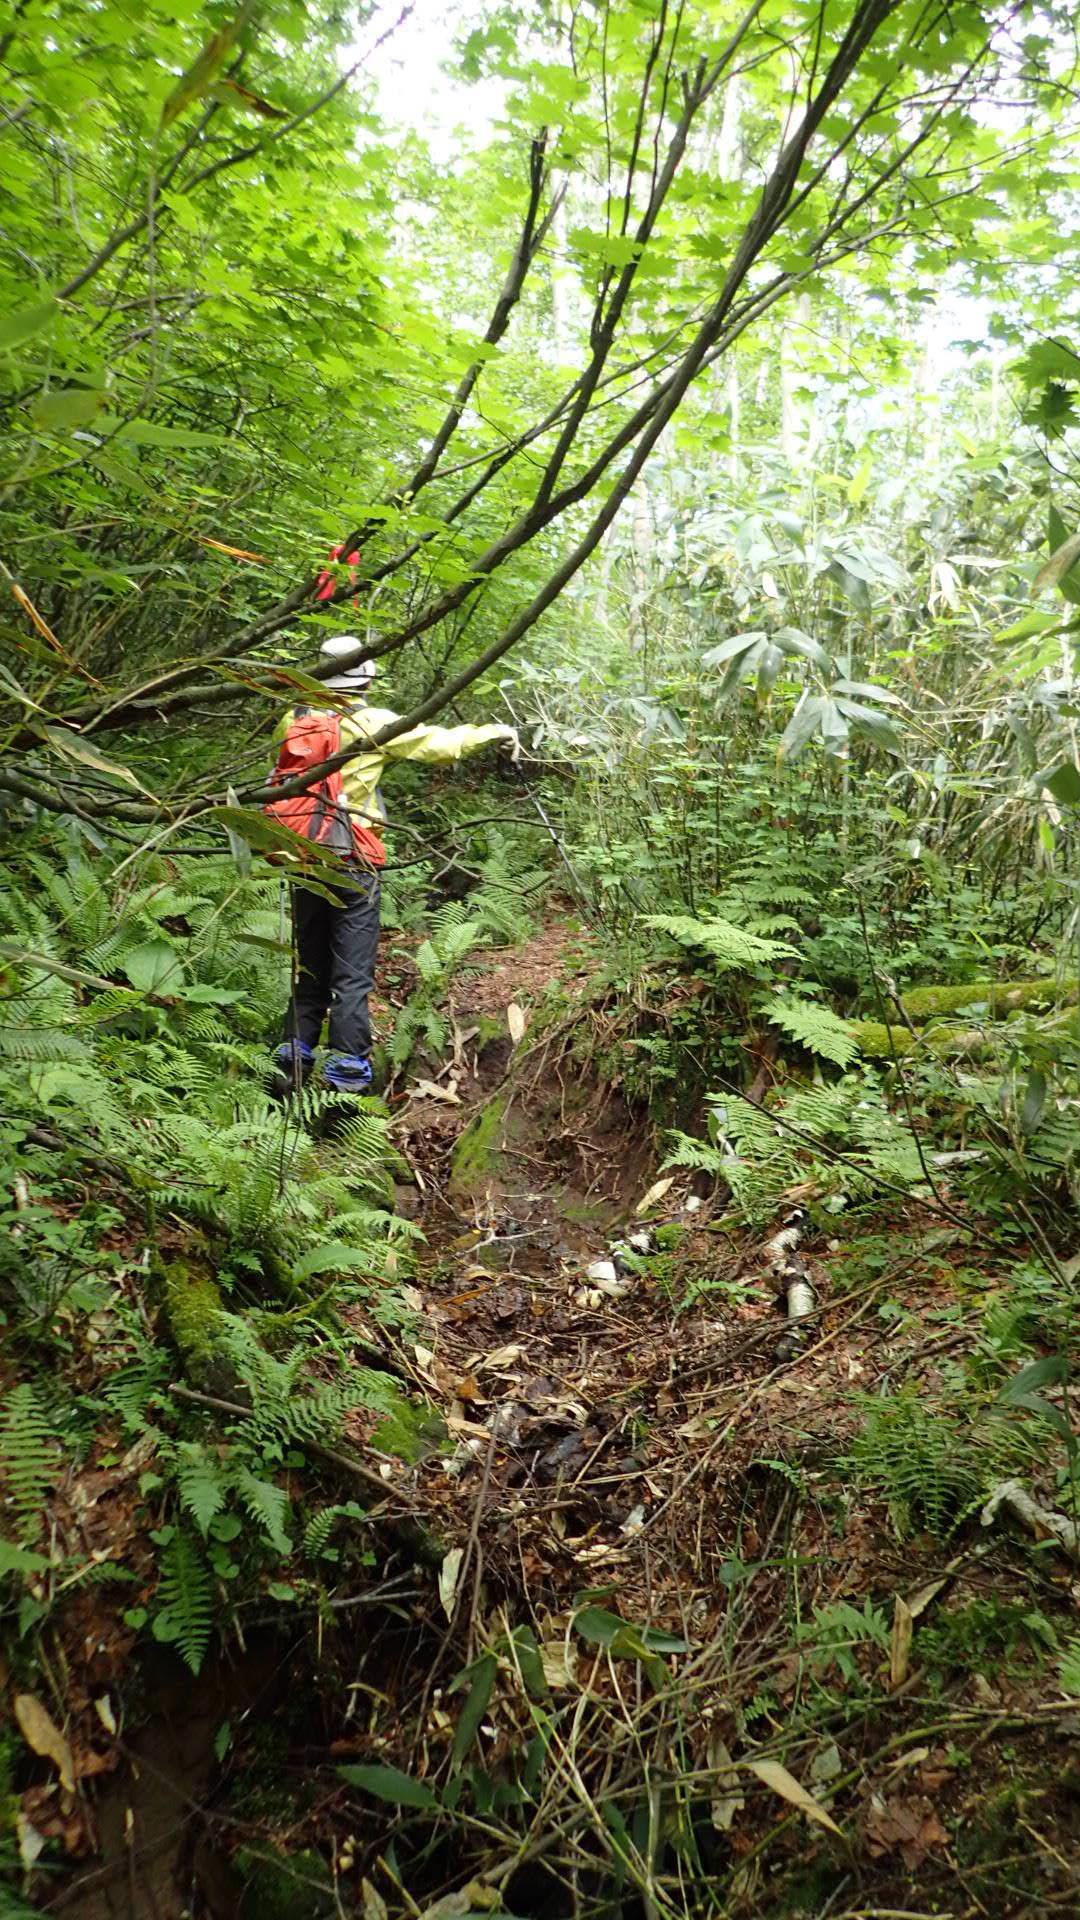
left=898, top=979, right=1076, bottom=1022
left=853, top=1007, right=1078, bottom=1060
left=161, top=1259, right=225, bottom=1368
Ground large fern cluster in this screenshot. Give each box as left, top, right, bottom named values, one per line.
left=644, top=910, right=795, bottom=973
left=215, top=1313, right=407, bottom=1455
left=665, top=1077, right=927, bottom=1222
left=849, top=1386, right=1037, bottom=1539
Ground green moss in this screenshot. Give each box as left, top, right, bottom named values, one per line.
left=851, top=1018, right=1060, bottom=1062
left=235, top=1845, right=334, bottom=1920
left=900, top=979, right=1076, bottom=1021
left=556, top=1190, right=613, bottom=1227
left=653, top=1222, right=685, bottom=1252
left=449, top=1089, right=508, bottom=1194
left=162, top=1259, right=224, bottom=1365
left=474, top=1011, right=509, bottom=1048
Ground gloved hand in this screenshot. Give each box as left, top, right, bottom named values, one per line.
left=498, top=725, right=521, bottom=765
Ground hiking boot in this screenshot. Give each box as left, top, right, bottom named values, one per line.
left=269, top=1038, right=314, bottom=1101
left=322, top=1052, right=373, bottom=1094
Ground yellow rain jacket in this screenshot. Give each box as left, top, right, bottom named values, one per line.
left=271, top=699, right=516, bottom=864
left=337, top=704, right=516, bottom=843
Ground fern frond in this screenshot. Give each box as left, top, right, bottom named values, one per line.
left=177, top=1443, right=230, bottom=1536
left=850, top=1388, right=1035, bottom=1539
left=0, top=1026, right=90, bottom=1064
left=764, top=995, right=857, bottom=1067
left=662, top=1130, right=724, bottom=1173
left=103, top=1354, right=168, bottom=1431
left=0, top=1384, right=58, bottom=1543
left=644, top=912, right=795, bottom=972
left=302, top=1500, right=367, bottom=1560
left=156, top=1526, right=214, bottom=1674
left=231, top=1466, right=292, bottom=1554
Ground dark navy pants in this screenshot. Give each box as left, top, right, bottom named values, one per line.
left=284, top=869, right=380, bottom=1059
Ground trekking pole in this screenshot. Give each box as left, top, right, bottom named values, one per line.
left=497, top=691, right=590, bottom=906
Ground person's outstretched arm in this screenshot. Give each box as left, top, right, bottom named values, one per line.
left=357, top=706, right=518, bottom=765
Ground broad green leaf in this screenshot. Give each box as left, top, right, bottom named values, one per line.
left=831, top=679, right=903, bottom=707
left=778, top=694, right=825, bottom=762
left=847, top=456, right=872, bottom=505
left=451, top=1653, right=496, bottom=1769
left=774, top=626, right=830, bottom=668
left=1034, top=528, right=1080, bottom=594
left=122, top=940, right=182, bottom=994
left=1004, top=1392, right=1075, bottom=1450
left=574, top=1606, right=688, bottom=1658
left=292, top=1242, right=375, bottom=1283
left=31, top=388, right=104, bottom=432
left=106, top=418, right=226, bottom=451
left=0, top=1538, right=49, bottom=1577
left=338, top=1763, right=439, bottom=1809
left=506, top=1625, right=549, bottom=1698
left=757, top=643, right=784, bottom=691
left=1044, top=761, right=1080, bottom=805
left=833, top=698, right=903, bottom=751
left=573, top=1605, right=626, bottom=1646
left=701, top=631, right=766, bottom=669
left=0, top=296, right=58, bottom=350
left=1020, top=1068, right=1048, bottom=1133
left=998, top=610, right=1062, bottom=641
left=998, top=1356, right=1067, bottom=1402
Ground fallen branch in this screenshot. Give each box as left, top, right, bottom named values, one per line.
left=981, top=1479, right=1080, bottom=1559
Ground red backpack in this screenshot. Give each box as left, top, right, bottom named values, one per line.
left=264, top=710, right=385, bottom=868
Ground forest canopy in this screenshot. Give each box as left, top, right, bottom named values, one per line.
left=3, top=0, right=1079, bottom=826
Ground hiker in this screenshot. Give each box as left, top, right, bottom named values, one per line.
left=266, top=636, right=518, bottom=1097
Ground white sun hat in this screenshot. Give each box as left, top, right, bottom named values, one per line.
left=320, top=635, right=376, bottom=692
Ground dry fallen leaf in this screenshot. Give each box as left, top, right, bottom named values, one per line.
left=636, top=1174, right=675, bottom=1216
left=907, top=1574, right=949, bottom=1619
left=477, top=1342, right=525, bottom=1370
left=809, top=1742, right=842, bottom=1786
left=507, top=1002, right=527, bottom=1044
left=745, top=1758, right=843, bottom=1837
left=420, top=1880, right=505, bottom=1918
left=16, top=1812, right=46, bottom=1869
left=438, top=1547, right=465, bottom=1621
left=410, top=1078, right=462, bottom=1106
left=710, top=1737, right=745, bottom=1831
left=890, top=1594, right=914, bottom=1688
left=865, top=1793, right=947, bottom=1869
left=539, top=1638, right=577, bottom=1690
left=444, top=1414, right=491, bottom=1439
left=15, top=1694, right=74, bottom=1793
left=361, top=1877, right=389, bottom=1920
left=93, top=1695, right=118, bottom=1738
left=195, top=535, right=267, bottom=561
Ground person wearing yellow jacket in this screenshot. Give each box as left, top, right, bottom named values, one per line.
left=271, top=636, right=517, bottom=1097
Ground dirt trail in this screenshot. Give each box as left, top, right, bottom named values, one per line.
left=382, top=921, right=888, bottom=1627
left=343, top=923, right=1080, bottom=1917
